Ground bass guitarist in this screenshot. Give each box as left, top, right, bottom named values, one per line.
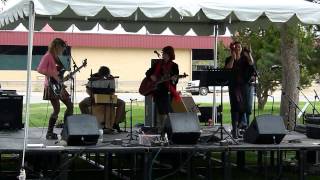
left=145, top=46, right=180, bottom=134
left=37, top=38, right=73, bottom=140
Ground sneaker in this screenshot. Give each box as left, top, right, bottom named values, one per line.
left=46, top=132, right=58, bottom=140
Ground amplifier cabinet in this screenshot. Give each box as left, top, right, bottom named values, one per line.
left=0, top=95, right=23, bottom=130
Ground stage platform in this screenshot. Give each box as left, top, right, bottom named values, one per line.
left=0, top=126, right=319, bottom=180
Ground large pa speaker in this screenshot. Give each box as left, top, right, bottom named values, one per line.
left=0, top=95, right=23, bottom=130
left=244, top=114, right=286, bottom=144
left=167, top=112, right=201, bottom=144
left=61, top=114, right=100, bottom=146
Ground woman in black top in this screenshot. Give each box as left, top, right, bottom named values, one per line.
left=225, top=41, right=255, bottom=138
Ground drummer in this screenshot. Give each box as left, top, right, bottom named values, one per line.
left=79, top=66, right=125, bottom=132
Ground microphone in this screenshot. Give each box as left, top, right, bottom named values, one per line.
left=154, top=50, right=161, bottom=58
left=270, top=65, right=281, bottom=70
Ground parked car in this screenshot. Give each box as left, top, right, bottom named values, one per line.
left=185, top=80, right=214, bottom=96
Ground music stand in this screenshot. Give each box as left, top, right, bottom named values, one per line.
left=201, top=69, right=238, bottom=144
left=88, top=75, right=118, bottom=131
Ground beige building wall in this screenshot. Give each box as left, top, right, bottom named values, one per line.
left=0, top=47, right=192, bottom=92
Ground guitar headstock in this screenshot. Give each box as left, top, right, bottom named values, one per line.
left=179, top=73, right=189, bottom=78
left=82, top=59, right=88, bottom=67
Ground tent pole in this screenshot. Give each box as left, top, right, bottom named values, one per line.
left=212, top=25, right=218, bottom=124
left=21, top=0, right=35, bottom=169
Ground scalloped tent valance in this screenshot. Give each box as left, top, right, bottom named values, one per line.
left=1, top=0, right=320, bottom=35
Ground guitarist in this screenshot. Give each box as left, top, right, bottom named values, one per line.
left=37, top=38, right=73, bottom=140
left=145, top=46, right=180, bottom=134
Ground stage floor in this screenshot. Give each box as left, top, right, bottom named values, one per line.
left=0, top=126, right=320, bottom=153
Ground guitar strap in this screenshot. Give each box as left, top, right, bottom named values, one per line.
left=153, top=61, right=181, bottom=102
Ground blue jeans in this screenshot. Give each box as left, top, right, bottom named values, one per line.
left=240, top=85, right=254, bottom=126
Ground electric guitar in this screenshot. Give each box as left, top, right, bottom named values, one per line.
left=49, top=59, right=87, bottom=96
left=139, top=73, right=188, bottom=96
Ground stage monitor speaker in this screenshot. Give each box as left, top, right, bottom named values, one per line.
left=244, top=114, right=286, bottom=144
left=62, top=114, right=100, bottom=146
left=168, top=112, right=201, bottom=144
left=0, top=95, right=23, bottom=130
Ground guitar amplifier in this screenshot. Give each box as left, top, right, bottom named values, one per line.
left=0, top=95, right=23, bottom=130
left=171, top=96, right=200, bottom=115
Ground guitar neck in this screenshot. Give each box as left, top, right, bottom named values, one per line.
left=158, top=75, right=186, bottom=84
left=63, top=65, right=85, bottom=81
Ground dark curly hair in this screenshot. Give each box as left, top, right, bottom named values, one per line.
left=98, top=66, right=110, bottom=77
left=162, top=46, right=175, bottom=61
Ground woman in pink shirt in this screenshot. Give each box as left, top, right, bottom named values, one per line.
left=37, top=38, right=73, bottom=140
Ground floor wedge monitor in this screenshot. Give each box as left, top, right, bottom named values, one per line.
left=244, top=114, right=286, bottom=144
left=62, top=114, right=100, bottom=146
left=167, top=112, right=201, bottom=144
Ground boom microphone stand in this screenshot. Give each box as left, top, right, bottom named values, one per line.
left=297, top=87, right=320, bottom=114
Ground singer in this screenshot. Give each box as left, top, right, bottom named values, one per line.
left=145, top=46, right=180, bottom=134
left=225, top=41, right=255, bottom=138
left=79, top=66, right=125, bottom=133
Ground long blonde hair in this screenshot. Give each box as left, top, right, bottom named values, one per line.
left=48, top=38, right=66, bottom=57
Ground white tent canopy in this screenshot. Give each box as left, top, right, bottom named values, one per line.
left=1, top=0, right=320, bottom=35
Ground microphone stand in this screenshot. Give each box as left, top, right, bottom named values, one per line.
left=286, top=94, right=303, bottom=130
left=70, top=56, right=79, bottom=104
left=252, top=68, right=259, bottom=119
left=298, top=87, right=320, bottom=114
left=128, top=98, right=137, bottom=142
left=89, top=69, right=93, bottom=115
left=268, top=95, right=275, bottom=114
left=313, top=89, right=320, bottom=115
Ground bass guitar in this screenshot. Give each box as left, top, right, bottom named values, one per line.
left=49, top=59, right=87, bottom=96
left=139, top=73, right=188, bottom=96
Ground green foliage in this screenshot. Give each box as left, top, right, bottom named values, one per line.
left=217, top=41, right=229, bottom=68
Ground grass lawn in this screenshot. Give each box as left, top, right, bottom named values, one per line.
left=26, top=101, right=319, bottom=127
